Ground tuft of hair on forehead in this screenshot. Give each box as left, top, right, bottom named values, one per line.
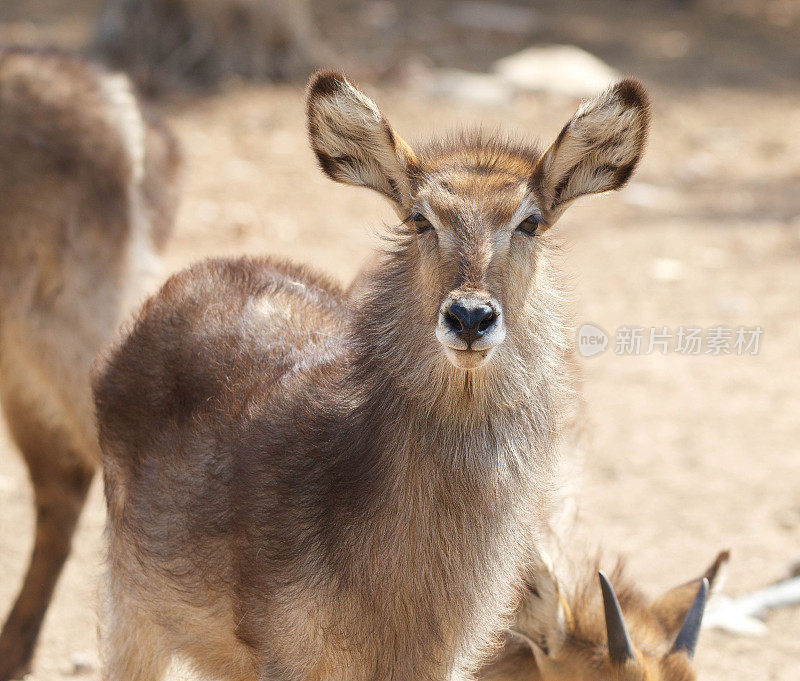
left=412, top=129, right=543, bottom=180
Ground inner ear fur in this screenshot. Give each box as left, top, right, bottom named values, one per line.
left=306, top=70, right=415, bottom=208
left=531, top=78, right=650, bottom=225
left=651, top=550, right=730, bottom=638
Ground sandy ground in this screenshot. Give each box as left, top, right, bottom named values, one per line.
left=1, top=1, right=799, bottom=679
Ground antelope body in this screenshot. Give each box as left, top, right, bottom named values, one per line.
left=95, top=72, right=649, bottom=681
left=0, top=47, right=180, bottom=680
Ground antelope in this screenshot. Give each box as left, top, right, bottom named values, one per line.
left=481, top=550, right=729, bottom=681
left=0, top=47, right=180, bottom=680
left=94, top=71, right=650, bottom=681
left=94, top=0, right=324, bottom=92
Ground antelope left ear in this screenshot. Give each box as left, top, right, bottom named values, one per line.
left=530, top=79, right=650, bottom=226
left=509, top=551, right=570, bottom=659
left=651, top=550, right=730, bottom=638
left=306, top=70, right=416, bottom=211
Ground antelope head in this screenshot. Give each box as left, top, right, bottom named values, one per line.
left=489, top=551, right=730, bottom=681
left=306, top=72, right=649, bottom=375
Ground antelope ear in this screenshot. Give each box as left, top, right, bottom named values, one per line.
left=530, top=79, right=650, bottom=226
left=651, top=550, right=730, bottom=638
left=510, top=551, right=570, bottom=659
left=306, top=71, right=415, bottom=210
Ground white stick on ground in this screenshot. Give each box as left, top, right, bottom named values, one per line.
left=703, top=576, right=800, bottom=636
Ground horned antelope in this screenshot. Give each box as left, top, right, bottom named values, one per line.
left=94, top=71, right=649, bottom=681
left=481, top=550, right=729, bottom=681
left=0, top=47, right=180, bottom=680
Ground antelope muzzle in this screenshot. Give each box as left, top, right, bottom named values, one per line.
left=436, top=293, right=506, bottom=369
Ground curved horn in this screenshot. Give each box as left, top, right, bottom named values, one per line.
left=671, top=578, right=709, bottom=659
left=598, top=570, right=635, bottom=664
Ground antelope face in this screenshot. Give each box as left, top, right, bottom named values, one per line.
left=306, top=72, right=649, bottom=371
left=410, top=145, right=540, bottom=370
left=504, top=551, right=730, bottom=681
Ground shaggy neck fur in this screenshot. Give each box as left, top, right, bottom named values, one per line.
left=347, top=232, right=570, bottom=456
left=312, top=237, right=572, bottom=679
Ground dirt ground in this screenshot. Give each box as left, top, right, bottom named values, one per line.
left=1, top=1, right=799, bottom=679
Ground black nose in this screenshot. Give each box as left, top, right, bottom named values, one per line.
left=444, top=303, right=498, bottom=347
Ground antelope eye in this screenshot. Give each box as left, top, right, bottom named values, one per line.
left=410, top=212, right=432, bottom=234
left=516, top=214, right=541, bottom=236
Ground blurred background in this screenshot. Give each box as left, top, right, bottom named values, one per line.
left=0, top=1, right=798, bottom=679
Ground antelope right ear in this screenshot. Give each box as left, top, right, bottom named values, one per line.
left=510, top=551, right=570, bottom=659
left=651, top=550, right=730, bottom=638
left=306, top=71, right=416, bottom=211
left=530, top=79, right=650, bottom=227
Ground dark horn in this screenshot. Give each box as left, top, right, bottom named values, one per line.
left=671, top=578, right=709, bottom=659
left=598, top=570, right=635, bottom=664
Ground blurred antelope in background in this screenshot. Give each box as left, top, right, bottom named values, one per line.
left=482, top=550, right=729, bottom=681
left=94, top=0, right=325, bottom=93
left=0, top=47, right=180, bottom=680
left=94, top=72, right=649, bottom=680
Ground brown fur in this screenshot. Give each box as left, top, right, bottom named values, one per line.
left=479, top=551, right=730, bottom=681
left=95, top=72, right=649, bottom=681
left=0, top=47, right=180, bottom=680
left=93, top=0, right=325, bottom=93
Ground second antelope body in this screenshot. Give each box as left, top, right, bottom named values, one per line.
left=95, top=72, right=650, bottom=680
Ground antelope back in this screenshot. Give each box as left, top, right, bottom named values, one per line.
left=0, top=47, right=180, bottom=455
